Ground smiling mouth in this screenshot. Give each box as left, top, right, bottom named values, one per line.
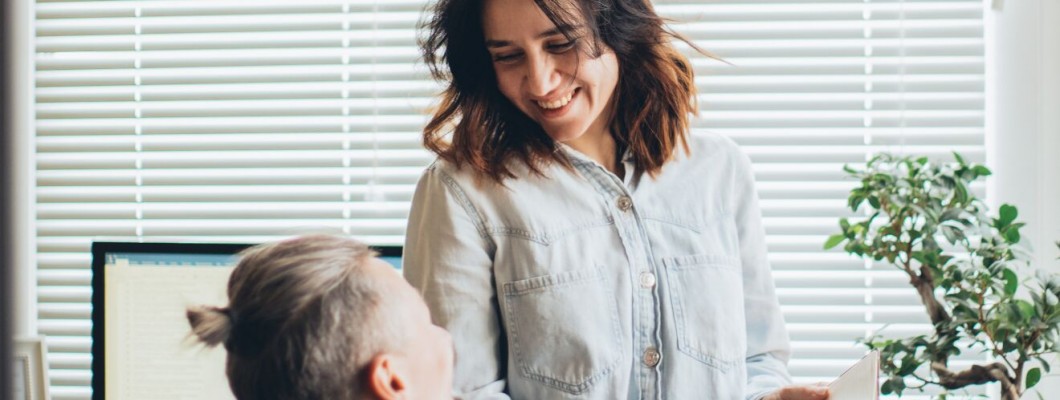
left=535, top=89, right=576, bottom=110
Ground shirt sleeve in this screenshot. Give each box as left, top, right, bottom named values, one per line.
left=403, top=164, right=511, bottom=400
left=729, top=146, right=795, bottom=400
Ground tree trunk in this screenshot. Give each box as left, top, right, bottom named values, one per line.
left=990, top=367, right=1021, bottom=400
left=913, top=267, right=950, bottom=327
left=932, top=362, right=1020, bottom=399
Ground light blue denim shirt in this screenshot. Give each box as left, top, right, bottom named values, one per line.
left=403, top=132, right=793, bottom=399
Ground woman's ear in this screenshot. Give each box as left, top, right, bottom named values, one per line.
left=367, top=354, right=408, bottom=400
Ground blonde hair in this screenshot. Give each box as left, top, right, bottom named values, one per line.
left=186, top=234, right=397, bottom=400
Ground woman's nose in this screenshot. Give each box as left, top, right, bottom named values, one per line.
left=526, top=54, right=560, bottom=97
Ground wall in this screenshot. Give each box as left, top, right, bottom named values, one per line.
left=9, top=0, right=37, bottom=338
left=986, top=0, right=1060, bottom=396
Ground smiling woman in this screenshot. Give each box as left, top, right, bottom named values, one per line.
left=483, top=0, right=621, bottom=154
left=405, top=0, right=827, bottom=399
left=420, top=0, right=700, bottom=182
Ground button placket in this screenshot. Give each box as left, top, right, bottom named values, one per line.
left=643, top=347, right=661, bottom=367
left=639, top=271, right=656, bottom=288
left=617, top=196, right=633, bottom=212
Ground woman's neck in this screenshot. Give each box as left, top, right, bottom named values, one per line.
left=564, top=129, right=622, bottom=176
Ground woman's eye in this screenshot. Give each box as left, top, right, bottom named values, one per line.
left=492, top=52, right=523, bottom=64
left=548, top=40, right=577, bottom=52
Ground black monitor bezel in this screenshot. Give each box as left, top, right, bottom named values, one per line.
left=90, top=241, right=402, bottom=400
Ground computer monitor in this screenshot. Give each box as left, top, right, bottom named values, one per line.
left=90, top=241, right=402, bottom=400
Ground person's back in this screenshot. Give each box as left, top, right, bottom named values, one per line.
left=186, top=234, right=453, bottom=400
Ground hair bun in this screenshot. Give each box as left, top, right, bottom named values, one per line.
left=186, top=305, right=233, bottom=347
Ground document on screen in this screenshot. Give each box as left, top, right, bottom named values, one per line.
left=828, top=351, right=880, bottom=400
left=105, top=257, right=236, bottom=400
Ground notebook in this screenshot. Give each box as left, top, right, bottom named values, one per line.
left=828, top=351, right=881, bottom=400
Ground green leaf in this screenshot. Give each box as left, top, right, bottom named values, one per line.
left=1018, top=300, right=1035, bottom=320
left=942, top=226, right=962, bottom=245
left=889, top=377, right=906, bottom=394
left=911, top=251, right=927, bottom=264
left=825, top=234, right=846, bottom=250
left=848, top=195, right=865, bottom=211
left=953, top=152, right=965, bottom=165
left=1004, top=269, right=1019, bottom=296
left=897, top=356, right=919, bottom=375
left=868, top=196, right=881, bottom=209
left=1003, top=337, right=1018, bottom=352
left=881, top=379, right=894, bottom=395
left=953, top=183, right=969, bottom=205
left=1005, top=228, right=1022, bottom=244
left=973, top=165, right=992, bottom=177
left=999, top=204, right=1018, bottom=226
left=1027, top=367, right=1042, bottom=389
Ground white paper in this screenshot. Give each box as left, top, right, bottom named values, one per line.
left=828, top=351, right=880, bottom=400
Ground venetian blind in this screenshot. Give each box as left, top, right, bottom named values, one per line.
left=33, top=0, right=985, bottom=398
left=658, top=0, right=986, bottom=397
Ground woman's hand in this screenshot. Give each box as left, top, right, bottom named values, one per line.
left=761, top=385, right=830, bottom=400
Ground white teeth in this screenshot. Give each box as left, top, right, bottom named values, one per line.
left=536, top=91, right=574, bottom=110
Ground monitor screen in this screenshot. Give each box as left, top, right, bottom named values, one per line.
left=90, top=241, right=402, bottom=400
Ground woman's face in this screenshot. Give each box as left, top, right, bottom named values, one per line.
left=482, top=0, right=619, bottom=144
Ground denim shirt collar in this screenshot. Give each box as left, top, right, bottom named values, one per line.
left=555, top=142, right=637, bottom=186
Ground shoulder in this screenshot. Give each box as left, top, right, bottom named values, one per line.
left=422, top=157, right=461, bottom=181
left=417, top=159, right=479, bottom=198
left=679, top=131, right=750, bottom=169
left=418, top=157, right=527, bottom=197
left=686, top=131, right=742, bottom=158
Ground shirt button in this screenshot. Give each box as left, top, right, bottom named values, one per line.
left=643, top=347, right=661, bottom=367
left=617, top=196, right=633, bottom=212
left=639, top=271, right=656, bottom=288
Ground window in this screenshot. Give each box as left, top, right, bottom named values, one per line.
left=33, top=0, right=985, bottom=398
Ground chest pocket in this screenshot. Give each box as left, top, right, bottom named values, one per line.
left=662, top=253, right=747, bottom=372
left=501, top=267, right=621, bottom=395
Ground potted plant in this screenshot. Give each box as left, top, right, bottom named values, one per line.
left=825, top=153, right=1060, bottom=399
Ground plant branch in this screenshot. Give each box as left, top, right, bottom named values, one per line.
left=989, top=366, right=1021, bottom=400
left=912, top=269, right=949, bottom=328
left=975, top=283, right=1019, bottom=373
left=899, top=225, right=950, bottom=335
left=931, top=362, right=1013, bottom=391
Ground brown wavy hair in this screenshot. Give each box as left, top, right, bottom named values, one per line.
left=420, top=0, right=708, bottom=182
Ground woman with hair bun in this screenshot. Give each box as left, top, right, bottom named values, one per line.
left=403, top=0, right=829, bottom=399
left=187, top=234, right=454, bottom=400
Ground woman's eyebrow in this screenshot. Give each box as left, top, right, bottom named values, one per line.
left=484, top=24, right=581, bottom=48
